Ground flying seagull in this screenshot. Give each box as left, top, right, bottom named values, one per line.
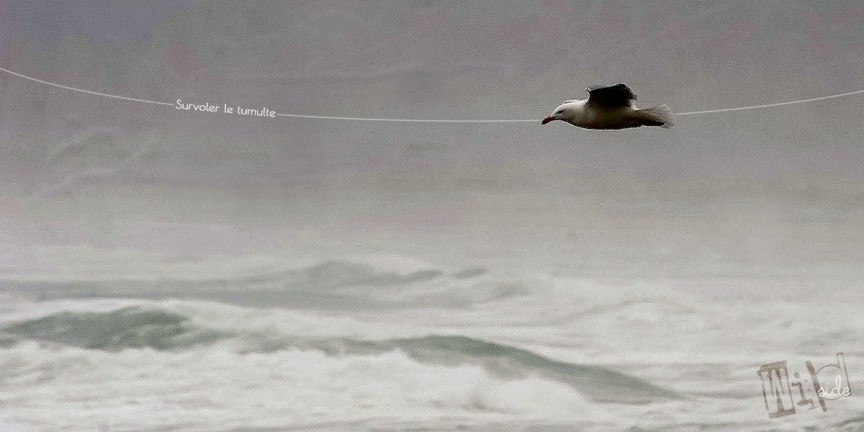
left=542, top=83, right=673, bottom=129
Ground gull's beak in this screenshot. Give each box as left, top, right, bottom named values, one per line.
left=541, top=116, right=555, bottom=125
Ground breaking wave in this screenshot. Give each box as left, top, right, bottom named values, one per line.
left=329, top=335, right=681, bottom=403
left=2, top=306, right=678, bottom=404
left=2, top=307, right=228, bottom=350
left=10, top=259, right=505, bottom=309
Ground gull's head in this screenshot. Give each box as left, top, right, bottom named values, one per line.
left=541, top=103, right=571, bottom=125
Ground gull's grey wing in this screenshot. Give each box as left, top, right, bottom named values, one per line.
left=585, top=83, right=637, bottom=108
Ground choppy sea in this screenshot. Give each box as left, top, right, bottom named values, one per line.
left=1, top=187, right=863, bottom=431
left=0, top=253, right=862, bottom=431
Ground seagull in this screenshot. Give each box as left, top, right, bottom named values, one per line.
left=541, top=83, right=673, bottom=130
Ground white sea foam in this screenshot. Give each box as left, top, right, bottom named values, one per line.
left=0, top=340, right=617, bottom=431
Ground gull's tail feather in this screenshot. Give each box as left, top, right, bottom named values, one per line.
left=635, top=104, right=674, bottom=128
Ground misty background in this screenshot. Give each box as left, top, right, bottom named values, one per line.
left=2, top=0, right=864, bottom=281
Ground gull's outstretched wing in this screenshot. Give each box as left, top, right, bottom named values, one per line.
left=585, top=83, right=637, bottom=108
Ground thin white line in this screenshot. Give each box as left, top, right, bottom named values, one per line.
left=675, top=88, right=864, bottom=116
left=0, top=66, right=173, bottom=106
left=3, top=65, right=864, bottom=122
left=275, top=113, right=536, bottom=123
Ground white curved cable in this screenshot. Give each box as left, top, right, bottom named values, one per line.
left=0, top=66, right=173, bottom=106
left=675, top=89, right=864, bottom=116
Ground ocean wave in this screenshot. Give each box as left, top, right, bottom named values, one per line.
left=1, top=307, right=228, bottom=350
left=310, top=335, right=681, bottom=404
left=208, top=259, right=447, bottom=291
left=0, top=341, right=616, bottom=427
left=2, top=306, right=678, bottom=404
left=4, top=259, right=505, bottom=309
left=218, top=259, right=496, bottom=299
left=289, top=259, right=445, bottom=288
left=198, top=259, right=510, bottom=309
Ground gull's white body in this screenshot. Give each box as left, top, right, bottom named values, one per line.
left=542, top=84, right=674, bottom=130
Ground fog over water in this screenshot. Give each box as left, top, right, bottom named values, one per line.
left=1, top=2, right=864, bottom=431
